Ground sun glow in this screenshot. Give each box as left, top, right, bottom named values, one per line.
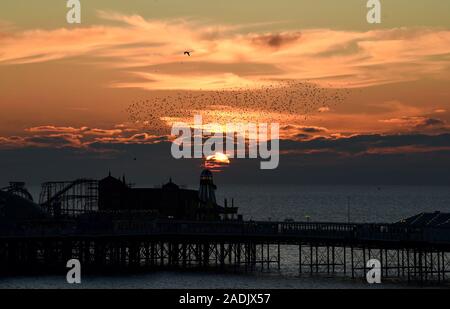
left=206, top=152, right=230, bottom=164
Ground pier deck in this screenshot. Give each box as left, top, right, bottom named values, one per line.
left=1, top=220, right=450, bottom=285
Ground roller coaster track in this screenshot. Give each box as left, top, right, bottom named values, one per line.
left=39, top=179, right=98, bottom=217
left=1, top=182, right=34, bottom=202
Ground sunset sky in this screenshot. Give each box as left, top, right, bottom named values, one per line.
left=1, top=0, right=449, bottom=185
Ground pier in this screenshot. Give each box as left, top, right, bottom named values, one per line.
left=2, top=173, right=450, bottom=285
left=1, top=219, right=450, bottom=285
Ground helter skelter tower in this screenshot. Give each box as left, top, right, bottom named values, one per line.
left=198, top=169, right=217, bottom=205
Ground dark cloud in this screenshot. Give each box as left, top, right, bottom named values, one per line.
left=316, top=40, right=361, bottom=58
left=381, top=116, right=449, bottom=133
left=295, top=134, right=310, bottom=140
left=0, top=133, right=449, bottom=186
left=280, top=133, right=450, bottom=155
left=280, top=125, right=329, bottom=140
left=250, top=32, right=302, bottom=49
left=26, top=134, right=81, bottom=145
left=300, top=126, right=328, bottom=133
left=415, top=118, right=446, bottom=128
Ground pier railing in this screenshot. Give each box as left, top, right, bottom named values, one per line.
left=3, top=219, right=450, bottom=247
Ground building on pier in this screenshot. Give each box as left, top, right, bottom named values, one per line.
left=199, top=169, right=216, bottom=204
left=0, top=169, right=239, bottom=221
left=395, top=211, right=450, bottom=228
left=0, top=187, right=47, bottom=233
left=98, top=169, right=239, bottom=221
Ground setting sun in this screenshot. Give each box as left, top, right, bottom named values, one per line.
left=206, top=152, right=231, bottom=164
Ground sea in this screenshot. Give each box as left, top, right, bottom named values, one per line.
left=1, top=185, right=450, bottom=289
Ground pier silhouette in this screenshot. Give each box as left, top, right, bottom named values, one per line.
left=1, top=171, right=450, bottom=285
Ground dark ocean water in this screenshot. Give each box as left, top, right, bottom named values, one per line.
left=1, top=185, right=450, bottom=289
left=216, top=185, right=450, bottom=223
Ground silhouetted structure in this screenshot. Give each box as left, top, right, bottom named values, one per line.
left=98, top=169, right=238, bottom=221
left=395, top=212, right=450, bottom=228
left=2, top=177, right=450, bottom=285
left=1, top=182, right=33, bottom=202
left=39, top=179, right=98, bottom=217
left=0, top=188, right=46, bottom=229
left=199, top=169, right=216, bottom=204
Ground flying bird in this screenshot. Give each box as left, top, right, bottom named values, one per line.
left=184, top=51, right=192, bottom=56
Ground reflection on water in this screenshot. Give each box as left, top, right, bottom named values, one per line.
left=0, top=271, right=408, bottom=289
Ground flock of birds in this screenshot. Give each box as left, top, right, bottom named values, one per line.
left=126, top=51, right=352, bottom=134
left=127, top=81, right=351, bottom=133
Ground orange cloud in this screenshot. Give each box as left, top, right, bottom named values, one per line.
left=380, top=116, right=449, bottom=133
left=0, top=12, right=449, bottom=90
left=26, top=126, right=123, bottom=136
left=0, top=124, right=166, bottom=149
